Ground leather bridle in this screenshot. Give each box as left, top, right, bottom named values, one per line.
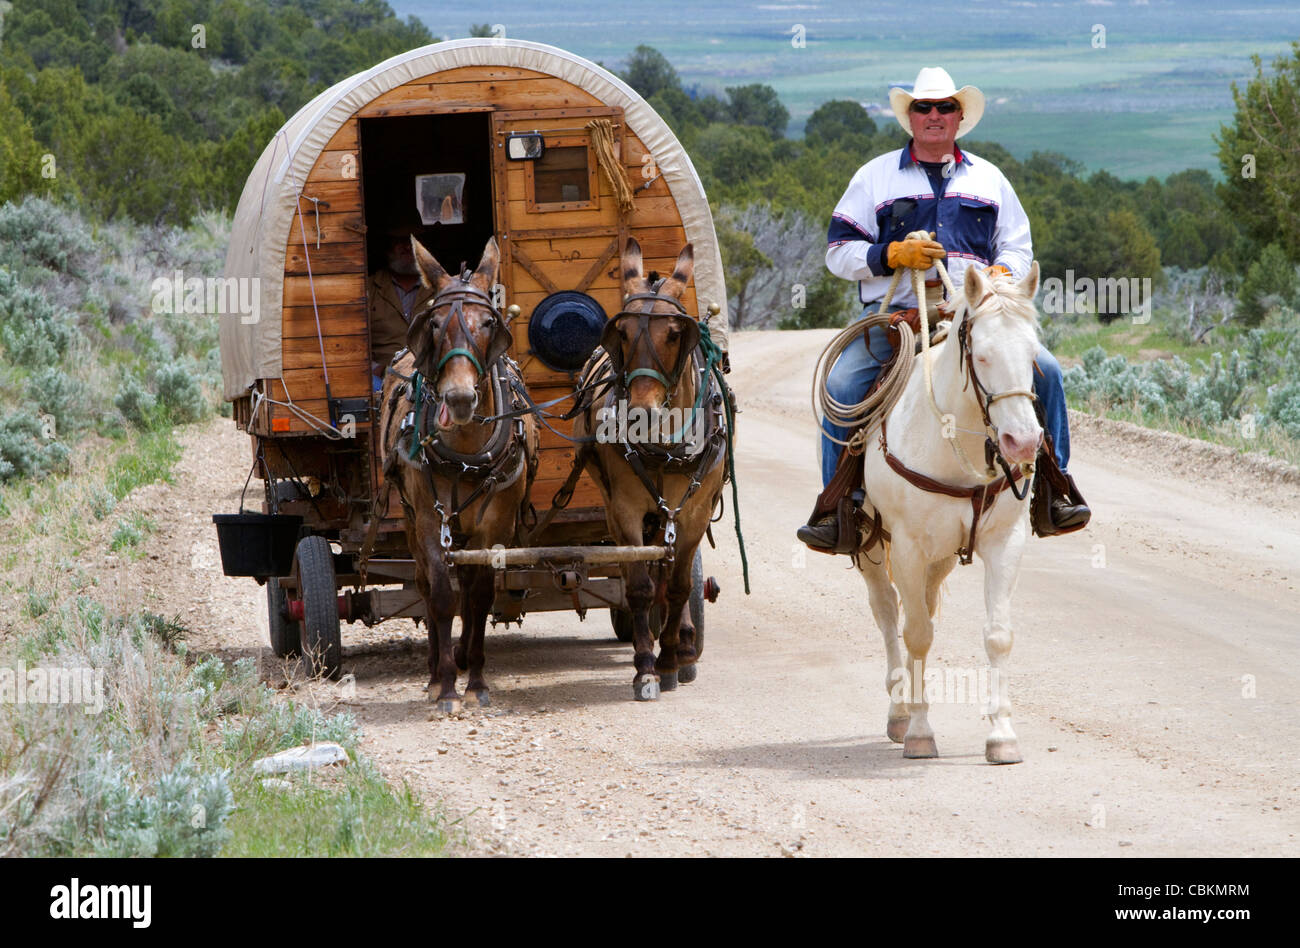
left=956, top=290, right=1039, bottom=493
left=601, top=283, right=701, bottom=394
left=407, top=274, right=512, bottom=382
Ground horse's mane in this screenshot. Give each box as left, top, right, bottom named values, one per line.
left=947, top=274, right=1041, bottom=331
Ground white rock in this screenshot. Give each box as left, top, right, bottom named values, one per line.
left=260, top=778, right=294, bottom=791
left=252, top=742, right=349, bottom=774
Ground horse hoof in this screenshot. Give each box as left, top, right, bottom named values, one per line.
left=465, top=690, right=491, bottom=708
left=902, top=736, right=938, bottom=759
left=432, top=696, right=462, bottom=715
left=633, top=676, right=660, bottom=702
left=658, top=671, right=678, bottom=691
left=886, top=716, right=910, bottom=743
left=677, top=663, right=697, bottom=684
left=985, top=739, right=1023, bottom=765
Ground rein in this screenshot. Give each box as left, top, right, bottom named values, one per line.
left=875, top=280, right=1038, bottom=565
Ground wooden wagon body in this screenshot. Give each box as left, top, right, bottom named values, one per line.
left=216, top=39, right=728, bottom=666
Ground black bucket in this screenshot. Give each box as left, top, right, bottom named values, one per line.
left=212, top=513, right=303, bottom=578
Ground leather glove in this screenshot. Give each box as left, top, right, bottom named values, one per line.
left=887, top=234, right=946, bottom=270
left=984, top=263, right=1011, bottom=278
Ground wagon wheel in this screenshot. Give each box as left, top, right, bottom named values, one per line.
left=609, top=603, right=663, bottom=643
left=687, top=548, right=705, bottom=660
left=294, top=535, right=341, bottom=679
left=266, top=577, right=299, bottom=658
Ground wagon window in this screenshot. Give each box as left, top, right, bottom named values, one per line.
left=526, top=136, right=598, bottom=211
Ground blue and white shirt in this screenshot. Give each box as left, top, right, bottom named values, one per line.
left=825, top=141, right=1033, bottom=308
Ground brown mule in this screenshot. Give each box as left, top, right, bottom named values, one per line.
left=378, top=236, right=538, bottom=713
left=573, top=239, right=728, bottom=701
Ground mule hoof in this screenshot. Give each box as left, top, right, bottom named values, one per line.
left=886, top=716, right=910, bottom=743
left=659, top=671, right=678, bottom=691
left=432, top=695, right=462, bottom=715
left=677, top=663, right=697, bottom=684
left=464, top=690, right=491, bottom=708
left=985, top=739, right=1023, bottom=765
left=633, top=676, right=660, bottom=702
left=902, top=736, right=938, bottom=759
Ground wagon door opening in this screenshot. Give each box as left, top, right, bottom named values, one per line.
left=359, top=111, right=496, bottom=322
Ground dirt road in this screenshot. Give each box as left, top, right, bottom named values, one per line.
left=130, top=330, right=1300, bottom=856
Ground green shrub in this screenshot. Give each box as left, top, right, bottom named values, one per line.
left=220, top=701, right=359, bottom=762
left=1065, top=345, right=1249, bottom=427
left=109, top=514, right=150, bottom=553
left=154, top=361, right=207, bottom=423
left=0, top=270, right=74, bottom=367
left=1265, top=382, right=1300, bottom=439
left=26, top=365, right=83, bottom=436
left=0, top=197, right=94, bottom=276
left=0, top=410, right=69, bottom=482
left=90, top=763, right=234, bottom=858
left=114, top=376, right=158, bottom=430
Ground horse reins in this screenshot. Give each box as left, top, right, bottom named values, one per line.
left=875, top=286, right=1038, bottom=565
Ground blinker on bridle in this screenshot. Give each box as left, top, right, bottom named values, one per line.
left=410, top=271, right=509, bottom=379
left=606, top=281, right=699, bottom=391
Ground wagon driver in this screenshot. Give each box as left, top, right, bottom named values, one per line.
left=369, top=224, right=435, bottom=390
left=798, top=66, right=1090, bottom=550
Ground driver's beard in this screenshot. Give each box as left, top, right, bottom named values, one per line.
left=388, top=253, right=419, bottom=276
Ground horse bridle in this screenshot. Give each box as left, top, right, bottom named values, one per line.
left=602, top=283, right=701, bottom=394
left=408, top=273, right=512, bottom=381
left=956, top=290, right=1039, bottom=496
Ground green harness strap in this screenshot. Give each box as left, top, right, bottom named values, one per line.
left=698, top=323, right=749, bottom=595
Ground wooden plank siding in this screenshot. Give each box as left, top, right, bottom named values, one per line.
left=253, top=68, right=703, bottom=535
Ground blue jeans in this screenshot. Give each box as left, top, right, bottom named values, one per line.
left=820, top=308, right=1070, bottom=487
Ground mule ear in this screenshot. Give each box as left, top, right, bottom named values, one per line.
left=621, top=237, right=645, bottom=290
left=472, top=236, right=500, bottom=291
left=411, top=236, right=449, bottom=291
left=963, top=262, right=988, bottom=308
left=663, top=243, right=694, bottom=297
left=1018, top=260, right=1040, bottom=300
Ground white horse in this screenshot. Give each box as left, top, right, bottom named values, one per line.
left=859, top=263, right=1043, bottom=764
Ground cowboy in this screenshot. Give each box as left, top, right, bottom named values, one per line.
left=798, top=66, right=1090, bottom=550
left=368, top=224, right=435, bottom=390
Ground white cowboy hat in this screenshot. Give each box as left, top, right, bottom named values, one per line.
left=888, top=66, right=985, bottom=139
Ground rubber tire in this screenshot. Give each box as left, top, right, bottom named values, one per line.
left=688, top=549, right=705, bottom=660
left=295, top=535, right=341, bottom=679
left=610, top=603, right=663, bottom=643
left=266, top=577, right=298, bottom=658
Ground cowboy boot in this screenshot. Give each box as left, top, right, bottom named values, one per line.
left=1049, top=473, right=1090, bottom=530
left=797, top=513, right=840, bottom=550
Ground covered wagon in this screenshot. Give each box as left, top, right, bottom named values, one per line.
left=215, top=38, right=729, bottom=676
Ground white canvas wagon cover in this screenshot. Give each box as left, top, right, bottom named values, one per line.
left=220, top=37, right=728, bottom=401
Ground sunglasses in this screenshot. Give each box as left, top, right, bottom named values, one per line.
left=910, top=100, right=960, bottom=115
